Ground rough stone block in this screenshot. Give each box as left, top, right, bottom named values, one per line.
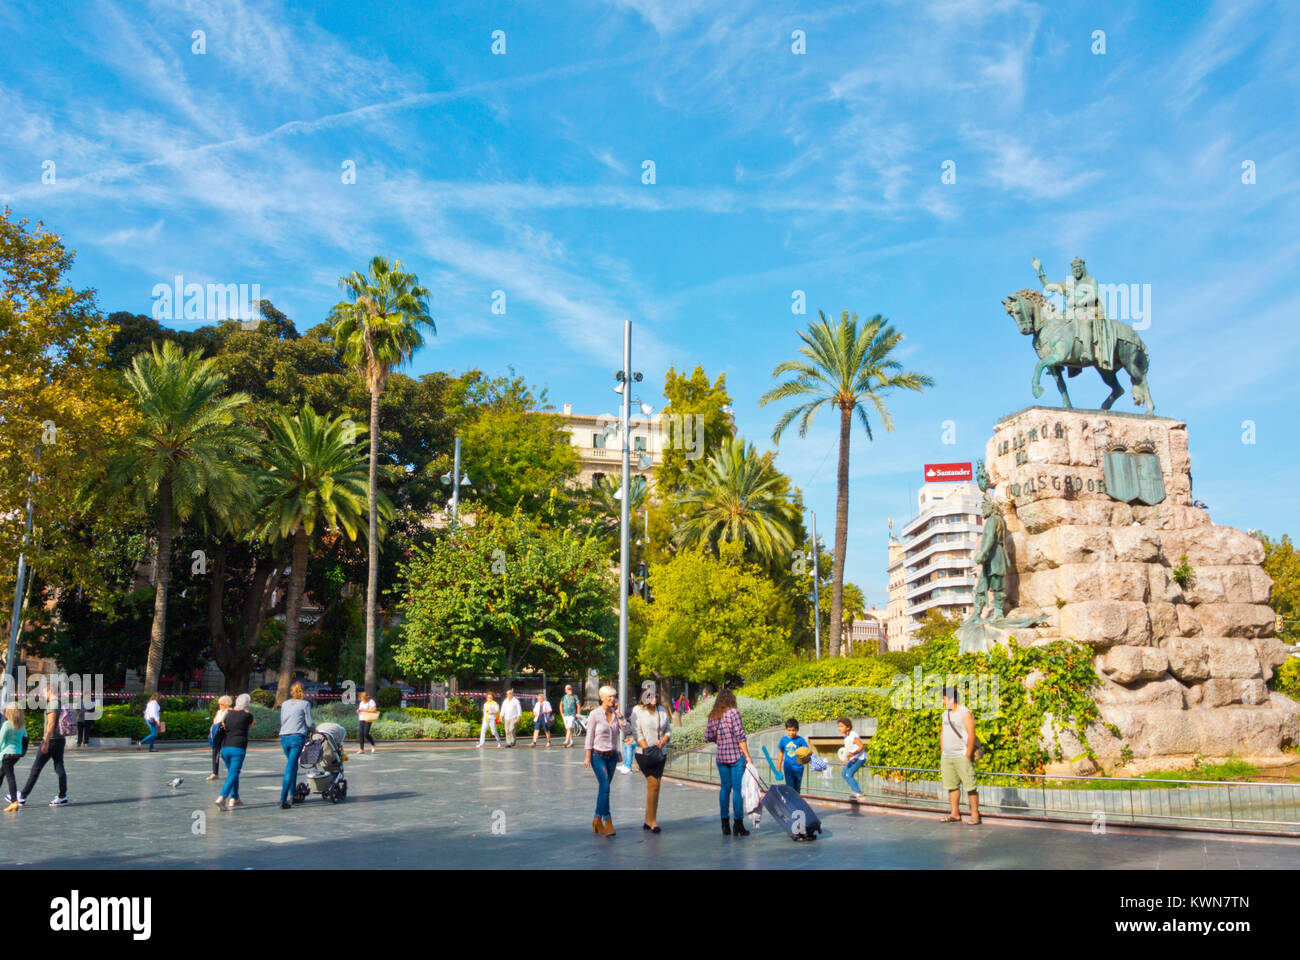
left=1203, top=638, right=1264, bottom=679
left=1057, top=600, right=1150, bottom=648
left=1094, top=675, right=1185, bottom=709
left=1112, top=526, right=1161, bottom=563
left=1195, top=603, right=1276, bottom=639
left=1098, top=646, right=1169, bottom=684
left=1164, top=637, right=1209, bottom=682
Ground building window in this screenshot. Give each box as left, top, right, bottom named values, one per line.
left=634, top=436, right=646, bottom=452
left=592, top=432, right=606, bottom=450
left=591, top=472, right=605, bottom=489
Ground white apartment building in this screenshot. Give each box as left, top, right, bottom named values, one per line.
left=885, top=482, right=984, bottom=649
left=555, top=402, right=665, bottom=489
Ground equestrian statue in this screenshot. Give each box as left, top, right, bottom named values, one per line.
left=1002, top=256, right=1154, bottom=415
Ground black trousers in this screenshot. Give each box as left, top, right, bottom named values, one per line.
left=358, top=721, right=375, bottom=749
left=211, top=744, right=222, bottom=775
left=2, top=755, right=18, bottom=799
left=22, top=738, right=66, bottom=799
left=76, top=721, right=91, bottom=747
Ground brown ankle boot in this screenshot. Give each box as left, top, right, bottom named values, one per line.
left=601, top=817, right=616, bottom=837
left=592, top=817, right=602, bottom=834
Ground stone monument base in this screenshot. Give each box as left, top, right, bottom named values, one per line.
left=985, top=406, right=1298, bottom=773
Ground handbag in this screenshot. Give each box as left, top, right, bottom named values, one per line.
left=640, top=707, right=669, bottom=763
left=359, top=709, right=379, bottom=723
left=946, top=710, right=985, bottom=761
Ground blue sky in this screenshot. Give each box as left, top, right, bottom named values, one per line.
left=3, top=0, right=1297, bottom=604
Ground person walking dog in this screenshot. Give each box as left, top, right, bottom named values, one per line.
left=584, top=685, right=630, bottom=837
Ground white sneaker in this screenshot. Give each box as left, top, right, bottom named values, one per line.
left=49, top=796, right=68, bottom=806
left=617, top=765, right=632, bottom=775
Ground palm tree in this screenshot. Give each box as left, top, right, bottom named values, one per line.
left=674, top=436, right=800, bottom=563
left=760, top=311, right=933, bottom=656
left=87, top=341, right=256, bottom=693
left=258, top=406, right=380, bottom=706
left=587, top=473, right=649, bottom=545
left=328, top=256, right=435, bottom=696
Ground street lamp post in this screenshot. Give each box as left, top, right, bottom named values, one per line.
left=614, top=321, right=642, bottom=710
left=440, top=436, right=472, bottom=529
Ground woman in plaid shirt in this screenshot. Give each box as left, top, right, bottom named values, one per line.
left=705, top=689, right=753, bottom=837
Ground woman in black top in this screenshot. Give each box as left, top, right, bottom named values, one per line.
left=216, top=693, right=255, bottom=811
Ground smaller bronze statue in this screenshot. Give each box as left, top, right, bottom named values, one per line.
left=969, top=497, right=1007, bottom=621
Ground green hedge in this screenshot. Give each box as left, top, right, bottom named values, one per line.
left=738, top=647, right=930, bottom=699
left=671, top=686, right=891, bottom=749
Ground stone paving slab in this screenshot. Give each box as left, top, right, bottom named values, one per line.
left=3, top=744, right=1297, bottom=869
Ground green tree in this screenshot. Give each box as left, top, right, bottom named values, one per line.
left=0, top=209, right=133, bottom=631
left=396, top=511, right=616, bottom=687
left=457, top=377, right=580, bottom=517
left=1262, top=533, right=1299, bottom=644
left=636, top=546, right=796, bottom=686
left=258, top=406, right=379, bottom=705
left=328, top=255, right=436, bottom=698
left=655, top=366, right=734, bottom=496
left=83, top=342, right=257, bottom=692
left=760, top=310, right=933, bottom=656
left=675, top=436, right=800, bottom=564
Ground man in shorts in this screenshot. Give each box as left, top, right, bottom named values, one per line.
left=560, top=684, right=580, bottom=747
left=939, top=686, right=981, bottom=825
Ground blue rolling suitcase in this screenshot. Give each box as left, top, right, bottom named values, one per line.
left=761, top=781, right=822, bottom=841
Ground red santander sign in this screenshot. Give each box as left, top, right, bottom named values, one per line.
left=923, top=462, right=972, bottom=483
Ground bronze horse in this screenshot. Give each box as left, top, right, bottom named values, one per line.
left=1002, top=289, right=1154, bottom=415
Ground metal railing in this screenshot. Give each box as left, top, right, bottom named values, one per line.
left=665, top=744, right=1300, bottom=836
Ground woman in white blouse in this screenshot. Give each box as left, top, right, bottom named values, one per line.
left=356, top=691, right=379, bottom=754
left=631, top=681, right=671, bottom=833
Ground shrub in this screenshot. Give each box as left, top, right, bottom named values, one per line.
left=1270, top=656, right=1300, bottom=700
left=371, top=719, right=418, bottom=740
left=376, top=686, right=403, bottom=709
left=446, top=721, right=473, bottom=738
left=250, top=689, right=274, bottom=708
left=866, top=635, right=1100, bottom=776
left=446, top=696, right=477, bottom=718
left=738, top=647, right=930, bottom=699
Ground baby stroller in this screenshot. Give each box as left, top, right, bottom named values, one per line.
left=295, top=722, right=348, bottom=803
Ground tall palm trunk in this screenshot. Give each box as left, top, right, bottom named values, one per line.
left=144, top=477, right=173, bottom=694
left=364, top=386, right=381, bottom=696
left=829, top=405, right=852, bottom=658
left=275, top=530, right=311, bottom=706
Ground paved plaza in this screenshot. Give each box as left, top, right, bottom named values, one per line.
left=6, top=743, right=1298, bottom=869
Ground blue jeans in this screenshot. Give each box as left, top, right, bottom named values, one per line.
left=622, top=740, right=635, bottom=769
left=280, top=734, right=306, bottom=804
left=842, top=756, right=866, bottom=795
left=591, top=752, right=619, bottom=818
left=140, top=719, right=159, bottom=750
left=717, top=758, right=746, bottom=819
left=219, top=746, right=246, bottom=800
left=784, top=766, right=803, bottom=794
